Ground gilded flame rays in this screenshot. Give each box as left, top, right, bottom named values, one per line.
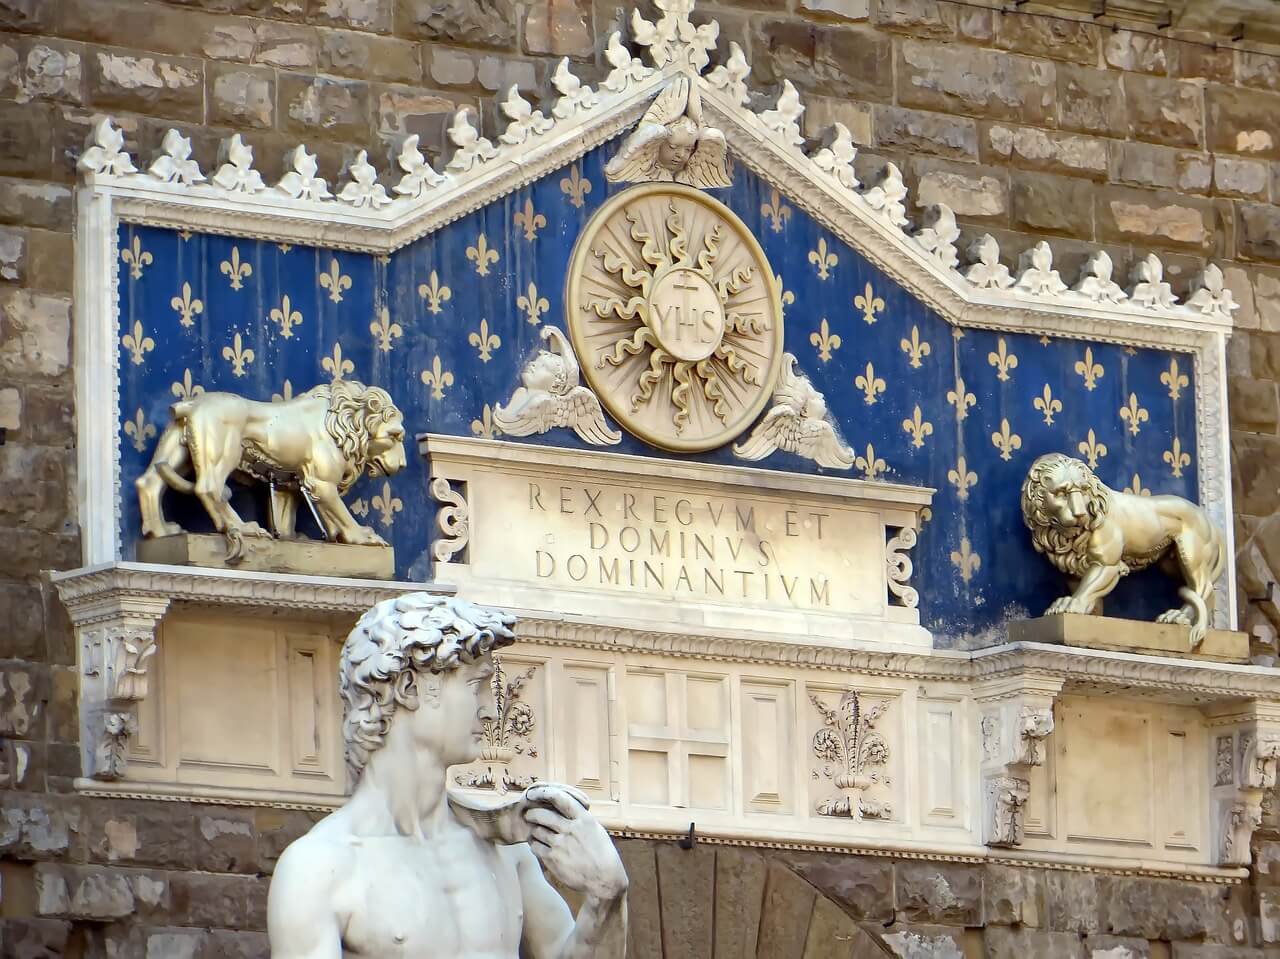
left=568, top=184, right=783, bottom=452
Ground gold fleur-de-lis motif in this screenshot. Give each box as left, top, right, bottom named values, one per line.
left=322, top=342, right=354, bottom=381
left=269, top=294, right=303, bottom=339
left=468, top=318, right=501, bottom=362
left=1074, top=346, right=1104, bottom=391
left=854, top=282, right=884, bottom=325
left=467, top=233, right=499, bottom=277
left=987, top=337, right=1018, bottom=382
left=808, top=237, right=837, bottom=280
left=900, top=325, right=931, bottom=369
left=1124, top=473, right=1151, bottom=496
left=902, top=405, right=933, bottom=449
left=518, top=282, right=550, bottom=326
left=471, top=404, right=496, bottom=439
left=350, top=498, right=369, bottom=518
left=951, top=537, right=981, bottom=584
left=170, top=368, right=204, bottom=401
left=179, top=230, right=192, bottom=242
left=1076, top=428, right=1108, bottom=468
left=948, top=455, right=978, bottom=500
left=760, top=189, right=791, bottom=233
left=1039, top=334, right=1051, bottom=347
left=1120, top=393, right=1149, bottom=436
left=279, top=243, right=293, bottom=254
left=855, top=444, right=886, bottom=480
left=1034, top=384, right=1062, bottom=426
left=560, top=164, right=592, bottom=208
left=855, top=361, right=886, bottom=405
left=946, top=375, right=976, bottom=420
left=370, top=307, right=402, bottom=353
left=120, top=235, right=152, bottom=280
left=319, top=258, right=352, bottom=303
left=418, top=270, right=452, bottom=315
left=222, top=332, right=255, bottom=377
left=775, top=274, right=795, bottom=315
left=123, top=408, right=156, bottom=453
left=1161, top=357, right=1189, bottom=400
left=272, top=380, right=295, bottom=403
left=220, top=245, right=252, bottom=291
left=514, top=198, right=546, bottom=242
left=810, top=318, right=841, bottom=363
left=170, top=282, right=203, bottom=328
left=1164, top=437, right=1191, bottom=478
left=121, top=319, right=154, bottom=366
left=991, top=418, right=1022, bottom=462
left=421, top=356, right=454, bottom=400
left=371, top=480, right=403, bottom=528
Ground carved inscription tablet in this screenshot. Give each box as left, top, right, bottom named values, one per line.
left=567, top=184, right=784, bottom=452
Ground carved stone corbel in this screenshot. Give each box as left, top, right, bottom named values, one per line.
left=1204, top=701, right=1280, bottom=866
left=975, top=676, right=1063, bottom=848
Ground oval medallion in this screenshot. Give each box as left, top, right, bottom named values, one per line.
left=567, top=183, right=784, bottom=452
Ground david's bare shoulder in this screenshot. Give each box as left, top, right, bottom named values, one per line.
left=271, top=811, right=359, bottom=900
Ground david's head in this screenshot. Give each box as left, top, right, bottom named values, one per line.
left=340, top=594, right=516, bottom=785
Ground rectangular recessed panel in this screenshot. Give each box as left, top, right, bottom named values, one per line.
left=629, top=749, right=669, bottom=805
left=628, top=672, right=668, bottom=729
left=688, top=754, right=727, bottom=811
left=686, top=675, right=726, bottom=733
left=287, top=640, right=326, bottom=777
left=1062, top=700, right=1154, bottom=846
left=922, top=703, right=957, bottom=822
left=1164, top=729, right=1197, bottom=850
left=565, top=666, right=611, bottom=795
left=742, top=682, right=791, bottom=813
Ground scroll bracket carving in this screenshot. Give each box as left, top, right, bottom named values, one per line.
left=430, top=476, right=471, bottom=566
left=1203, top=700, right=1280, bottom=866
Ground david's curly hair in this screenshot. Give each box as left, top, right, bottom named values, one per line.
left=339, top=594, right=516, bottom=784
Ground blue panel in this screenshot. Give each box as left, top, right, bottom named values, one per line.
left=116, top=140, right=1199, bottom=644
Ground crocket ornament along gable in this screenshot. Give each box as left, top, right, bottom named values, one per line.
left=82, top=0, right=1236, bottom=645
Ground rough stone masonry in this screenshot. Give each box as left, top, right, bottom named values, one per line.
left=3, top=0, right=1280, bottom=955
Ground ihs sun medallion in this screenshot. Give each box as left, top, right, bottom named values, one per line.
left=567, top=184, right=784, bottom=452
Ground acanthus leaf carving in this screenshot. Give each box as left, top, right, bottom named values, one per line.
left=704, top=41, right=750, bottom=107
left=393, top=134, right=447, bottom=199
left=913, top=204, right=960, bottom=270
left=337, top=151, right=390, bottom=209
left=1072, top=250, right=1127, bottom=304
left=631, top=0, right=718, bottom=71
left=212, top=134, right=266, bottom=194
left=809, top=123, right=859, bottom=193
left=757, top=80, right=805, bottom=150
left=602, top=31, right=654, bottom=94
left=1014, top=241, right=1068, bottom=297
left=1187, top=263, right=1239, bottom=320
left=79, top=116, right=137, bottom=177
left=985, top=775, right=1030, bottom=847
left=430, top=476, right=471, bottom=564
left=1218, top=798, right=1263, bottom=867
left=964, top=235, right=1013, bottom=290
left=93, top=711, right=138, bottom=782
left=445, top=109, right=498, bottom=174
left=810, top=687, right=893, bottom=821
left=277, top=145, right=332, bottom=202
left=498, top=85, right=555, bottom=146
left=977, top=678, right=1061, bottom=849
left=148, top=129, right=204, bottom=186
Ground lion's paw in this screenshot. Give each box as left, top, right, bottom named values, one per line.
left=237, top=522, right=272, bottom=539
left=1046, top=597, right=1073, bottom=615
left=341, top=528, right=387, bottom=547
left=1156, top=608, right=1192, bottom=625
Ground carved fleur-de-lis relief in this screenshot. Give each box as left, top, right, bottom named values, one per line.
left=469, top=318, right=501, bottom=363
left=1076, top=429, right=1108, bottom=469
left=1074, top=346, right=1103, bottom=391
left=855, top=361, right=886, bottom=405
left=514, top=198, right=546, bottom=242
left=914, top=204, right=959, bottom=269
left=421, top=355, right=454, bottom=400
left=809, top=236, right=837, bottom=280
left=277, top=144, right=331, bottom=201
left=1187, top=263, right=1239, bottom=318
left=902, top=405, right=933, bottom=449
left=900, top=325, right=930, bottom=369
left=948, top=455, right=978, bottom=501
left=560, top=164, right=592, bottom=209
left=120, top=235, right=152, bottom=280
left=212, top=133, right=265, bottom=193
left=170, top=282, right=203, bottom=328
left=371, top=479, right=403, bottom=528
left=991, top=418, right=1022, bottom=462
left=1034, top=384, right=1062, bottom=426
left=550, top=58, right=597, bottom=120
left=810, top=318, right=841, bottom=363
left=517, top=282, right=550, bottom=326
left=471, top=404, right=497, bottom=439
left=270, top=294, right=303, bottom=339
left=149, top=128, right=204, bottom=186
left=1120, top=393, right=1149, bottom=436
left=430, top=476, right=470, bottom=563
left=220, top=246, right=252, bottom=291
left=370, top=307, right=402, bottom=353
left=319, top=258, right=352, bottom=303
left=79, top=116, right=136, bottom=176
left=322, top=342, right=354, bottom=381
left=121, top=319, right=154, bottom=366
left=761, top=189, right=791, bottom=233
left=454, top=656, right=542, bottom=793
left=631, top=0, right=718, bottom=69
left=987, top=337, right=1018, bottom=382
left=447, top=108, right=498, bottom=174
left=171, top=368, right=204, bottom=402
left=706, top=40, right=751, bottom=105
left=602, top=31, right=653, bottom=93
left=1073, top=250, right=1126, bottom=304
left=946, top=375, right=976, bottom=421
left=855, top=444, right=886, bottom=480
left=951, top=536, right=981, bottom=584
left=1124, top=473, right=1151, bottom=496
left=964, top=234, right=1013, bottom=289
left=1162, top=357, right=1189, bottom=400
left=273, top=380, right=295, bottom=403
left=393, top=134, right=446, bottom=199
left=1129, top=253, right=1177, bottom=310
left=418, top=270, right=452, bottom=314
left=467, top=233, right=499, bottom=277
left=1014, top=241, right=1067, bottom=297
left=124, top=407, right=156, bottom=453
left=1164, top=436, right=1191, bottom=478
left=760, top=80, right=805, bottom=149
left=809, top=688, right=893, bottom=820
left=854, top=281, right=884, bottom=325
left=810, top=122, right=860, bottom=193
left=222, top=332, right=255, bottom=377
left=498, top=86, right=554, bottom=146
left=885, top=526, right=919, bottom=609
left=863, top=162, right=908, bottom=227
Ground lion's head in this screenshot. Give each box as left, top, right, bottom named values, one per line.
left=1021, top=453, right=1111, bottom=577
left=314, top=381, right=407, bottom=492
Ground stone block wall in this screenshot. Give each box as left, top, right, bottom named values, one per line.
left=2, top=0, right=1280, bottom=954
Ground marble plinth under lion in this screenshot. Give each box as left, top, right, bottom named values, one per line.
left=267, top=594, right=628, bottom=958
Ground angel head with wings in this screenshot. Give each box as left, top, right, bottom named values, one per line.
left=733, top=355, right=854, bottom=470
left=604, top=77, right=732, bottom=189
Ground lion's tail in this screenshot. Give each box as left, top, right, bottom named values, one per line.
left=1182, top=533, right=1228, bottom=648
left=156, top=463, right=195, bottom=494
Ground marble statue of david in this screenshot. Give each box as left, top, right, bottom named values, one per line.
left=267, top=593, right=629, bottom=958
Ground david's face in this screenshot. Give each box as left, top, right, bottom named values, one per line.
left=409, top=655, right=497, bottom=768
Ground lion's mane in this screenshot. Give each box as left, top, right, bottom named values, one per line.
left=1020, top=453, right=1110, bottom=578
left=312, top=381, right=400, bottom=492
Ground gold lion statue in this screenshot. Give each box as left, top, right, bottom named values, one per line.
left=1020, top=452, right=1226, bottom=646
left=136, top=380, right=406, bottom=556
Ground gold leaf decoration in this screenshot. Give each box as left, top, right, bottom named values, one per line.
left=991, top=418, right=1022, bottom=462
left=171, top=368, right=204, bottom=401
left=123, top=407, right=156, bottom=453
left=1164, top=437, right=1191, bottom=478
left=808, top=237, right=837, bottom=280
left=760, top=189, right=791, bottom=233
left=170, top=282, right=203, bottom=328
left=1123, top=473, right=1151, bottom=496
left=468, top=318, right=501, bottom=362
left=120, top=235, right=153, bottom=280
left=220, top=245, right=252, bottom=291
left=514, top=198, right=547, bottom=242
left=418, top=270, right=452, bottom=314
left=1034, top=384, right=1062, bottom=426
left=854, top=281, right=883, bottom=325
left=987, top=337, right=1018, bottom=382
left=421, top=355, right=454, bottom=400
left=222, top=332, right=254, bottom=377
left=560, top=164, right=592, bottom=208
left=951, top=537, right=981, bottom=584
left=900, top=325, right=930, bottom=369
left=855, top=361, right=886, bottom=405
left=518, top=282, right=550, bottom=326
left=946, top=375, right=976, bottom=420
left=269, top=294, right=303, bottom=338
left=1161, top=357, right=1189, bottom=400
left=350, top=498, right=369, bottom=518
left=370, top=307, right=402, bottom=353
left=776, top=274, right=795, bottom=315
left=272, top=380, right=295, bottom=403
left=902, top=405, right=933, bottom=449
left=947, top=455, right=978, bottom=500
left=322, top=342, right=354, bottom=381
left=855, top=443, right=886, bottom=480
left=1074, top=346, right=1104, bottom=391
left=371, top=480, right=402, bottom=528
left=471, top=404, right=496, bottom=439
left=1076, top=428, right=1108, bottom=468
left=319, top=258, right=352, bottom=303
left=810, top=318, right=841, bottom=363
left=466, top=233, right=499, bottom=276
left=121, top=319, right=154, bottom=366
left=1119, top=393, right=1149, bottom=436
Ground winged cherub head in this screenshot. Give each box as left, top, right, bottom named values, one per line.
left=605, top=77, right=732, bottom=189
